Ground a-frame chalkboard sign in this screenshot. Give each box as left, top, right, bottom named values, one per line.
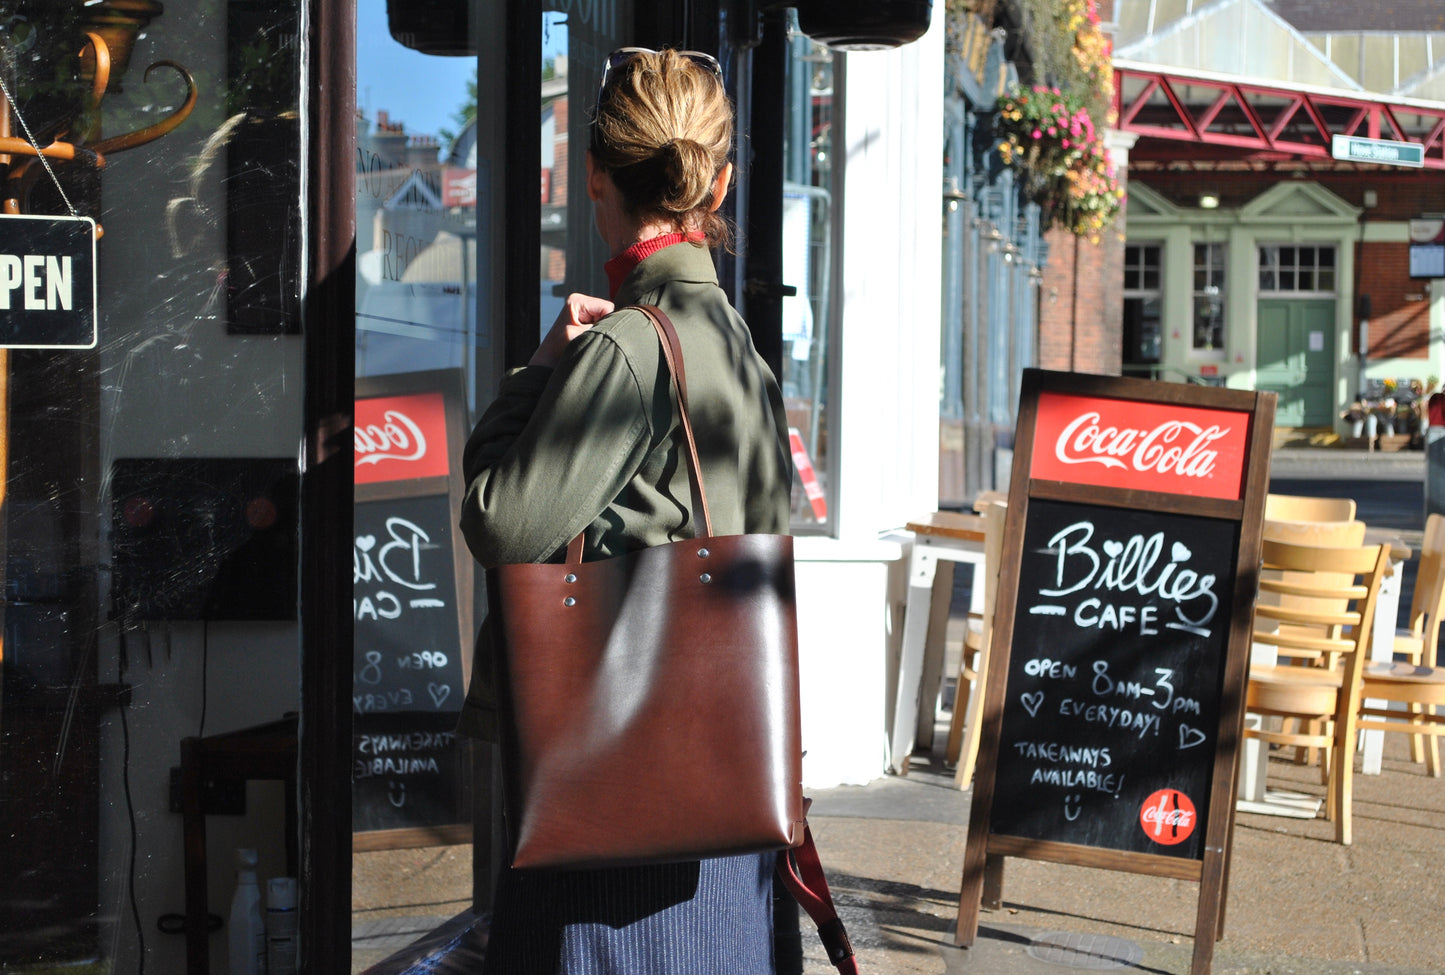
left=955, top=369, right=1275, bottom=975
left=352, top=369, right=475, bottom=851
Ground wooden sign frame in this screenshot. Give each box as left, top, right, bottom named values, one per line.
left=955, top=369, right=1275, bottom=975
left=352, top=368, right=475, bottom=851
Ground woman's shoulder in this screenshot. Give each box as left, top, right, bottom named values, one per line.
left=579, top=305, right=664, bottom=360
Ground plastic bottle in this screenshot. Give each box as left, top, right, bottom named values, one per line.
left=228, top=848, right=266, bottom=975
left=265, top=876, right=299, bottom=975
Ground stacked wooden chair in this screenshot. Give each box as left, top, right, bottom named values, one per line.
left=1245, top=538, right=1391, bottom=845
left=1356, top=513, right=1445, bottom=775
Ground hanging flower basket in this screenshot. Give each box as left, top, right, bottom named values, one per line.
left=994, top=84, right=1123, bottom=240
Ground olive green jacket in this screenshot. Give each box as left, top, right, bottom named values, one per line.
left=456, top=242, right=792, bottom=739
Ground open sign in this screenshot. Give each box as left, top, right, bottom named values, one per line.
left=0, top=214, right=98, bottom=349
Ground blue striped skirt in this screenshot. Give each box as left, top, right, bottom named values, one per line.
left=481, top=852, right=777, bottom=974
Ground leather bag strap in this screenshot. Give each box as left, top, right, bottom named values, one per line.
left=564, top=303, right=714, bottom=564
left=777, top=821, right=859, bottom=974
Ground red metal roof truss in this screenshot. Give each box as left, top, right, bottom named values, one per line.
left=1115, top=66, right=1445, bottom=169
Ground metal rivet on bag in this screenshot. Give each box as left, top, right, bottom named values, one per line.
left=699, top=572, right=712, bottom=584
left=563, top=596, right=576, bottom=607
left=697, top=547, right=710, bottom=559
left=564, top=573, right=577, bottom=584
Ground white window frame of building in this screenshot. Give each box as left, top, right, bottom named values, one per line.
left=1192, top=242, right=1226, bottom=355
left=1258, top=243, right=1338, bottom=295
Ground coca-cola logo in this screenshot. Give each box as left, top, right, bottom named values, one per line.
left=356, top=410, right=428, bottom=467
left=1138, top=788, right=1197, bottom=845
left=1055, top=412, right=1229, bottom=480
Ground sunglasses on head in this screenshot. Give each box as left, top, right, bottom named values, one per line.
left=597, top=47, right=723, bottom=100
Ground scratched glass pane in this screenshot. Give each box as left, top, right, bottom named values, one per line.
left=0, top=0, right=303, bottom=969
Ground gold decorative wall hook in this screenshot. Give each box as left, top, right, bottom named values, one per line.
left=90, top=60, right=197, bottom=155
left=0, top=28, right=196, bottom=230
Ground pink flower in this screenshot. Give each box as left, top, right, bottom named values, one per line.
left=1031, top=129, right=1042, bottom=139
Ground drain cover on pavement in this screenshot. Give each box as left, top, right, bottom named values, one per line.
left=1025, top=931, right=1144, bottom=970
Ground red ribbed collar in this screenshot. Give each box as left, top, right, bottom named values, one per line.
left=604, top=231, right=705, bottom=298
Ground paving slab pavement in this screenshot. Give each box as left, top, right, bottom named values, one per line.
left=803, top=732, right=1445, bottom=975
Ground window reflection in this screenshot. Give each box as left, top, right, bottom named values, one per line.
left=781, top=29, right=834, bottom=530
left=355, top=96, right=483, bottom=379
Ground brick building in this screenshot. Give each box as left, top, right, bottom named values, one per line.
left=1109, top=0, right=1445, bottom=437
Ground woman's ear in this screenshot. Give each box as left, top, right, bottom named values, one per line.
left=586, top=150, right=607, bottom=202
left=707, top=162, right=734, bottom=212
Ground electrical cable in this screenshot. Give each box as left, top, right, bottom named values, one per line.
left=199, top=620, right=209, bottom=739
left=118, top=631, right=146, bottom=974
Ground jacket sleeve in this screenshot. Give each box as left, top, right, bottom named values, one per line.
left=459, top=330, right=653, bottom=567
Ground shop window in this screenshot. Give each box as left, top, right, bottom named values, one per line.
left=1122, top=244, right=1162, bottom=376
left=1192, top=242, right=1226, bottom=352
left=780, top=25, right=836, bottom=531
left=1259, top=244, right=1336, bottom=293
left=0, top=1, right=309, bottom=970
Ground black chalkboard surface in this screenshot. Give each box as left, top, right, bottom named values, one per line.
left=352, top=493, right=469, bottom=833
left=990, top=500, right=1237, bottom=860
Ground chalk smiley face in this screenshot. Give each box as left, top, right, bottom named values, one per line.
left=1063, top=794, right=1083, bottom=821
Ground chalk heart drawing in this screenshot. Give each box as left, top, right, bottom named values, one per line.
left=1103, top=539, right=1124, bottom=558
left=428, top=682, right=451, bottom=709
left=1172, top=541, right=1192, bottom=562
left=356, top=534, right=376, bottom=552
left=1178, top=724, right=1207, bottom=750
left=1021, top=691, right=1045, bottom=718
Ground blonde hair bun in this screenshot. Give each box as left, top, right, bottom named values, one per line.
left=591, top=50, right=734, bottom=247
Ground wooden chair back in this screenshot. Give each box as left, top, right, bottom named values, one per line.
left=1253, top=539, right=1385, bottom=667
left=1400, top=512, right=1445, bottom=666
left=947, top=499, right=1006, bottom=788
left=1259, top=519, right=1367, bottom=664
left=1264, top=493, right=1357, bottom=523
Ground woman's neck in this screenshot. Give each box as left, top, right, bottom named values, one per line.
left=607, top=217, right=688, bottom=258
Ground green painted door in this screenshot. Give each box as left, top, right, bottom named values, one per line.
left=1257, top=299, right=1336, bottom=427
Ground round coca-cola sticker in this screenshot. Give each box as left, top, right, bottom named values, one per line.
left=1139, top=789, right=1197, bottom=845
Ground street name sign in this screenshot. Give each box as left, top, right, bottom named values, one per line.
left=1331, top=134, right=1425, bottom=168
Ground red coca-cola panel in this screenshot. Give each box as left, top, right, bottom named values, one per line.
left=355, top=391, right=450, bottom=484
left=1031, top=392, right=1249, bottom=500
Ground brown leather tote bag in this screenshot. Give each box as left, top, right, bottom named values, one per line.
left=487, top=304, right=806, bottom=870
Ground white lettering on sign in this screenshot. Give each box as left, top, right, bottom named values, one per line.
left=355, top=410, right=429, bottom=466
left=1054, top=411, right=1229, bottom=479
left=1032, top=521, right=1220, bottom=636
left=0, top=254, right=72, bottom=311
left=353, top=518, right=439, bottom=593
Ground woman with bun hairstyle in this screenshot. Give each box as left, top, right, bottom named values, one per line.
left=457, top=49, right=793, bottom=973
